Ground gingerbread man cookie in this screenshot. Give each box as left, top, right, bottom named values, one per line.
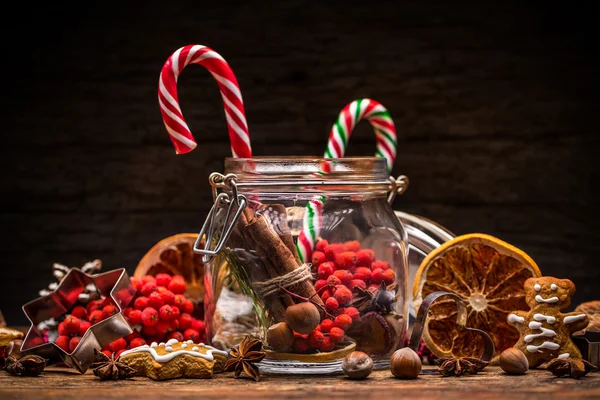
left=507, top=277, right=589, bottom=368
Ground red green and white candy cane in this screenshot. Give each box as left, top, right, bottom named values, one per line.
left=296, top=195, right=326, bottom=265
left=158, top=45, right=252, bottom=157
left=324, top=98, right=397, bottom=172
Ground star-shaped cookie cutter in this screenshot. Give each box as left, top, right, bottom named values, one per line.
left=21, top=268, right=136, bottom=373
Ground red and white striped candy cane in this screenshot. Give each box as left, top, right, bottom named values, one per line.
left=158, top=45, right=252, bottom=157
left=324, top=98, right=397, bottom=172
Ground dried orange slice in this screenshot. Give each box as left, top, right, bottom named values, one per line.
left=413, top=233, right=541, bottom=362
left=135, top=233, right=205, bottom=306
left=574, top=301, right=600, bottom=333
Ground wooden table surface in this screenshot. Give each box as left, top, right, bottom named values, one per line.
left=1, top=365, right=599, bottom=400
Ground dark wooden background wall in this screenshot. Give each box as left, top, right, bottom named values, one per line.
left=1, top=2, right=598, bottom=324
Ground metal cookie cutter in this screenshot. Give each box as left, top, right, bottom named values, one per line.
left=21, top=268, right=136, bottom=373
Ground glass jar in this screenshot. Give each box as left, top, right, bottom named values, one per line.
left=198, top=157, right=409, bottom=374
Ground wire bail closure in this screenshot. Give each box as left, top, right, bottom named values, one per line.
left=193, top=173, right=247, bottom=263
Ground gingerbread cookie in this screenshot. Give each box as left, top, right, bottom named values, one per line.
left=507, top=277, right=589, bottom=368
left=119, top=339, right=229, bottom=380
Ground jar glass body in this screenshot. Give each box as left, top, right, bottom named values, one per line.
left=203, top=157, right=409, bottom=373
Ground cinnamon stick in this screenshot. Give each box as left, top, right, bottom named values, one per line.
left=257, top=204, right=301, bottom=265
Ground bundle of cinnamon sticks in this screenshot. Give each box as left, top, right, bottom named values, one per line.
left=228, top=204, right=323, bottom=322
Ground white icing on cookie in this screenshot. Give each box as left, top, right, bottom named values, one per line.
left=534, top=284, right=541, bottom=292
left=528, top=321, right=543, bottom=329
left=150, top=342, right=158, bottom=348
left=120, top=343, right=226, bottom=362
left=524, top=327, right=556, bottom=342
left=558, top=353, right=570, bottom=359
left=550, top=284, right=557, bottom=291
left=533, top=313, right=556, bottom=324
left=526, top=342, right=560, bottom=353
left=165, top=346, right=174, bottom=352
left=165, top=339, right=179, bottom=346
left=181, top=343, right=188, bottom=348
left=563, top=314, right=587, bottom=324
left=186, top=340, right=194, bottom=344
left=508, top=314, right=525, bottom=324
left=192, top=346, right=199, bottom=351
left=535, top=295, right=559, bottom=304
left=159, top=342, right=165, bottom=346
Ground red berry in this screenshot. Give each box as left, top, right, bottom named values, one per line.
left=343, top=307, right=360, bottom=322
left=326, top=275, right=341, bottom=287
left=148, top=292, right=165, bottom=309
left=102, top=304, right=118, bottom=319
left=156, top=320, right=173, bottom=336
left=71, top=306, right=87, bottom=320
left=334, top=314, right=353, bottom=331
left=55, top=335, right=70, bottom=352
left=325, top=297, right=339, bottom=311
left=314, top=279, right=328, bottom=292
left=371, top=268, right=384, bottom=284
left=317, top=262, right=335, bottom=280
left=128, top=337, right=147, bottom=348
left=155, top=273, right=172, bottom=288
left=368, top=283, right=380, bottom=292
left=343, top=240, right=361, bottom=252
left=325, top=243, right=345, bottom=261
left=356, top=249, right=375, bottom=267
left=349, top=279, right=367, bottom=290
left=134, top=296, right=149, bottom=310
left=182, top=300, right=194, bottom=315
left=371, top=260, right=390, bottom=271
left=311, top=251, right=326, bottom=268
left=294, top=331, right=308, bottom=340
left=168, top=276, right=186, bottom=294
left=173, top=294, right=186, bottom=309
left=321, top=289, right=332, bottom=302
left=178, top=313, right=193, bottom=330
left=353, top=267, right=372, bottom=282
left=141, top=275, right=156, bottom=284
left=333, top=270, right=353, bottom=286
left=293, top=337, right=309, bottom=353
left=141, top=307, right=159, bottom=327
left=69, top=336, right=81, bottom=352
left=329, top=327, right=345, bottom=344
left=335, top=252, right=356, bottom=269
left=167, top=331, right=184, bottom=342
left=142, top=325, right=158, bottom=337
left=308, top=330, right=325, bottom=348
left=159, top=304, right=175, bottom=321
left=57, top=322, right=67, bottom=336
left=109, top=338, right=127, bottom=352
left=141, top=282, right=157, bottom=296
left=128, top=309, right=143, bottom=325
left=124, top=331, right=142, bottom=342
left=86, top=299, right=103, bottom=314
left=191, top=319, right=205, bottom=333
left=89, top=310, right=104, bottom=325
left=382, top=269, right=396, bottom=285
left=171, top=306, right=181, bottom=320
left=183, top=328, right=200, bottom=343
left=102, top=349, right=113, bottom=358
left=115, top=349, right=126, bottom=358
left=319, top=336, right=335, bottom=352
left=320, top=319, right=334, bottom=333
left=78, top=320, right=91, bottom=336
left=130, top=277, right=144, bottom=291
left=122, top=307, right=133, bottom=318
left=333, top=285, right=352, bottom=305
left=315, top=239, right=329, bottom=253
left=64, top=315, right=81, bottom=334
left=157, top=287, right=175, bottom=305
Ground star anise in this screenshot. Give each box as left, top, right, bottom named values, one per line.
left=224, top=336, right=266, bottom=381
left=90, top=349, right=136, bottom=380
left=547, top=357, right=597, bottom=379
left=5, top=355, right=47, bottom=377
left=436, top=356, right=488, bottom=377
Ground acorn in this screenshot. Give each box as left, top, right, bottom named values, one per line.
left=342, top=351, right=373, bottom=380
left=267, top=322, right=294, bottom=352
left=499, top=347, right=529, bottom=375
left=285, top=302, right=320, bottom=334
left=390, top=347, right=421, bottom=379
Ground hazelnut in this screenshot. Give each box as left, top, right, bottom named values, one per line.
left=499, top=347, right=528, bottom=375
left=390, top=347, right=421, bottom=379
left=342, top=351, right=373, bottom=380
left=267, top=322, right=294, bottom=352
left=285, top=302, right=320, bottom=334
left=6, top=339, right=23, bottom=360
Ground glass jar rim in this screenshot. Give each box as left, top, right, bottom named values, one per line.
left=224, top=156, right=390, bottom=182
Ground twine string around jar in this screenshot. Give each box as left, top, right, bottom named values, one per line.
left=253, top=263, right=313, bottom=298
